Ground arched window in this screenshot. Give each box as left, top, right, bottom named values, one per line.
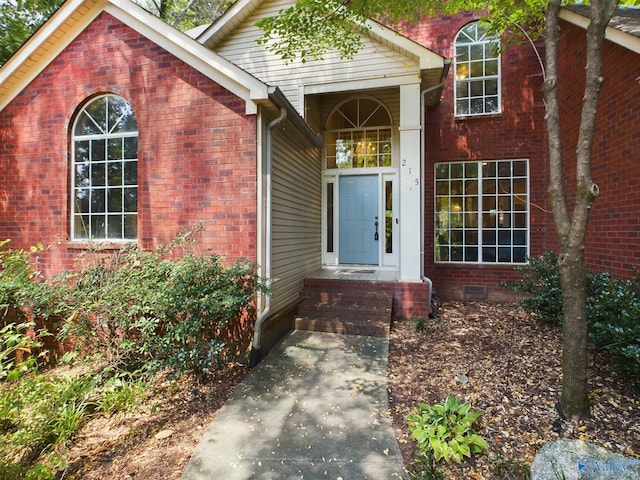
left=454, top=22, right=501, bottom=116
left=71, top=95, right=138, bottom=241
left=325, top=97, right=392, bottom=169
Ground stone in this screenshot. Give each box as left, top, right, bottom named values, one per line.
left=531, top=439, right=640, bottom=480
left=154, top=429, right=174, bottom=440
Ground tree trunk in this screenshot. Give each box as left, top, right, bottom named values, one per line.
left=543, top=0, right=617, bottom=419
left=558, top=251, right=589, bottom=417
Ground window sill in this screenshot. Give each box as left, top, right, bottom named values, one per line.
left=434, top=261, right=527, bottom=267
left=66, top=241, right=137, bottom=251
left=454, top=112, right=503, bottom=122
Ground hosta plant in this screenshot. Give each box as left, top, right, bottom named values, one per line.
left=406, top=395, right=489, bottom=464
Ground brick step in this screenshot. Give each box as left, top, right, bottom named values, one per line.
left=295, top=283, right=393, bottom=337
left=296, top=303, right=391, bottom=322
left=294, top=316, right=390, bottom=337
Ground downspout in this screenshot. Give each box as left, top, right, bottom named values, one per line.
left=420, top=83, right=444, bottom=315
left=249, top=106, right=287, bottom=368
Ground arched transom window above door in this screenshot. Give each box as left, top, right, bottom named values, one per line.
left=325, top=97, right=393, bottom=169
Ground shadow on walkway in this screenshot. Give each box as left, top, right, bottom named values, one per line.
left=182, top=330, right=407, bottom=479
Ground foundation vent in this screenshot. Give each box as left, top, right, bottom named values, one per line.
left=463, top=285, right=488, bottom=300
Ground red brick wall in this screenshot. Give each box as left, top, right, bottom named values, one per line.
left=0, top=13, right=257, bottom=277
left=556, top=20, right=640, bottom=279
left=402, top=14, right=553, bottom=300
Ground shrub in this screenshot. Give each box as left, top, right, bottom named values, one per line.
left=0, top=321, right=47, bottom=381
left=58, top=240, right=265, bottom=380
left=58, top=245, right=173, bottom=374
left=406, top=396, right=489, bottom=464
left=586, top=271, right=640, bottom=382
left=502, top=251, right=562, bottom=323
left=159, top=254, right=261, bottom=381
left=504, top=253, right=640, bottom=384
left=0, top=240, right=41, bottom=315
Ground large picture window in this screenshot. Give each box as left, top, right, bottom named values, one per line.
left=435, top=159, right=528, bottom=264
left=454, top=22, right=501, bottom=116
left=72, top=95, right=138, bottom=241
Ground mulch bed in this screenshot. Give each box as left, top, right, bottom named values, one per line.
left=387, top=301, right=640, bottom=478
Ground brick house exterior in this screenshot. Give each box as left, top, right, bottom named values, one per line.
left=0, top=13, right=260, bottom=275
left=400, top=12, right=554, bottom=300
left=557, top=7, right=640, bottom=278
left=0, top=0, right=638, bottom=358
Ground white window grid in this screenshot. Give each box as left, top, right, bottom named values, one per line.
left=71, top=95, right=138, bottom=241
left=326, top=128, right=393, bottom=169
left=434, top=159, right=529, bottom=264
left=454, top=22, right=501, bottom=117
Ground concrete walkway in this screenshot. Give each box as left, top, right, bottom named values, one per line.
left=182, top=330, right=407, bottom=479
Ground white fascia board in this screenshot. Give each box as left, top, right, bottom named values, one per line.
left=196, top=0, right=260, bottom=46
left=364, top=19, right=446, bottom=70
left=0, top=0, right=269, bottom=114
left=0, top=0, right=98, bottom=111
left=559, top=8, right=640, bottom=55
left=304, top=73, right=423, bottom=95
left=106, top=0, right=269, bottom=114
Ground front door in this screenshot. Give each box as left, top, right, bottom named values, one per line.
left=339, top=175, right=379, bottom=264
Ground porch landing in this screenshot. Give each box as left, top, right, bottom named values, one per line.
left=306, top=268, right=400, bottom=282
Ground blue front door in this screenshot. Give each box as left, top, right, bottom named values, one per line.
left=339, top=175, right=379, bottom=264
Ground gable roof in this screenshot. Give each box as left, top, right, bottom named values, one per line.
left=0, top=0, right=271, bottom=114
left=195, top=0, right=450, bottom=108
left=198, top=0, right=445, bottom=71
left=560, top=5, right=640, bottom=54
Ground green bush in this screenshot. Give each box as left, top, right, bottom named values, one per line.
left=0, top=322, right=47, bottom=381
left=504, top=253, right=640, bottom=384
left=57, top=245, right=173, bottom=374
left=502, top=251, right=563, bottom=323
left=0, top=234, right=266, bottom=476
left=586, top=271, right=640, bottom=382
left=0, top=240, right=41, bottom=314
left=406, top=396, right=489, bottom=464
left=160, top=254, right=260, bottom=381
left=57, top=240, right=264, bottom=380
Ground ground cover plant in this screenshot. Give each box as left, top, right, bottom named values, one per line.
left=0, top=235, right=264, bottom=478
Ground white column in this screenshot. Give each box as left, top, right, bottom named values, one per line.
left=399, top=83, right=422, bottom=281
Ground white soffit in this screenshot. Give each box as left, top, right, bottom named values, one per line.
left=560, top=7, right=640, bottom=55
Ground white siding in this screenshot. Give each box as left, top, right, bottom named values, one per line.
left=269, top=120, right=322, bottom=311
left=214, top=0, right=420, bottom=112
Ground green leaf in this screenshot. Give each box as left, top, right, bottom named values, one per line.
left=444, top=395, right=459, bottom=412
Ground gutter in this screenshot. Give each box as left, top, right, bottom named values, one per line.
left=419, top=81, right=445, bottom=316
left=248, top=88, right=320, bottom=368
left=249, top=105, right=287, bottom=368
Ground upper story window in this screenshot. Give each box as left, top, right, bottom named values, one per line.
left=71, top=95, right=138, bottom=241
left=454, top=22, right=501, bottom=117
left=435, top=159, right=528, bottom=264
left=325, top=97, right=392, bottom=169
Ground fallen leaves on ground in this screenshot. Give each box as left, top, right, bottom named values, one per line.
left=59, top=362, right=247, bottom=479
left=57, top=301, right=639, bottom=479
left=387, top=301, right=640, bottom=478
